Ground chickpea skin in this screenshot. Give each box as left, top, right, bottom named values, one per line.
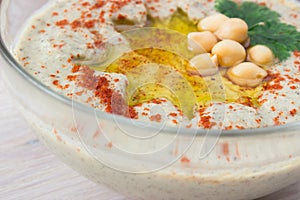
left=215, top=18, right=248, bottom=43
left=189, top=53, right=219, bottom=76
left=188, top=31, right=218, bottom=53
left=247, top=45, right=275, bottom=67
left=227, top=62, right=268, bottom=87
left=211, top=39, right=246, bottom=67
left=198, top=13, right=229, bottom=32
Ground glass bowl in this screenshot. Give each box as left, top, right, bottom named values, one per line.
left=1, top=0, right=300, bottom=199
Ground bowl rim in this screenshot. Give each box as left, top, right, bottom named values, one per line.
left=0, top=1, right=299, bottom=137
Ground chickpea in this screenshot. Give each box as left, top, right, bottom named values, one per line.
left=215, top=18, right=248, bottom=43
left=247, top=45, right=275, bottom=67
left=227, top=62, right=268, bottom=87
left=189, top=53, right=219, bottom=76
left=211, top=39, right=246, bottom=67
left=188, top=31, right=218, bottom=53
left=243, top=37, right=251, bottom=48
left=198, top=13, right=229, bottom=32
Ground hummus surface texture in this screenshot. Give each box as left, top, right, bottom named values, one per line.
left=14, top=0, right=300, bottom=130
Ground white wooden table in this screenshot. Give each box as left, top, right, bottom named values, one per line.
left=0, top=76, right=300, bottom=200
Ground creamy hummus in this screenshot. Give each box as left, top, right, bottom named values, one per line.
left=14, top=0, right=300, bottom=130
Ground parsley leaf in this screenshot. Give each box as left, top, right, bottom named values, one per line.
left=215, top=0, right=300, bottom=61
left=215, top=0, right=241, bottom=18
left=239, top=2, right=280, bottom=28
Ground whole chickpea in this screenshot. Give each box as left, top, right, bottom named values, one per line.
left=227, top=62, right=268, bottom=87
left=189, top=53, right=219, bottom=76
left=247, top=45, right=275, bottom=67
left=215, top=18, right=248, bottom=43
left=188, top=31, right=218, bottom=53
left=198, top=13, right=229, bottom=32
left=211, top=39, right=246, bottom=67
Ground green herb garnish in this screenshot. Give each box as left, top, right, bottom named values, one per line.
left=215, top=0, right=300, bottom=61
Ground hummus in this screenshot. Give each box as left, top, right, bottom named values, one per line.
left=14, top=0, right=300, bottom=130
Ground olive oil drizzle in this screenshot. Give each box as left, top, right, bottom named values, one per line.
left=105, top=48, right=263, bottom=118
left=146, top=9, right=198, bottom=35
left=93, top=10, right=264, bottom=118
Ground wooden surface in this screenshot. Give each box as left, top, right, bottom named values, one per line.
left=0, top=76, right=300, bottom=200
